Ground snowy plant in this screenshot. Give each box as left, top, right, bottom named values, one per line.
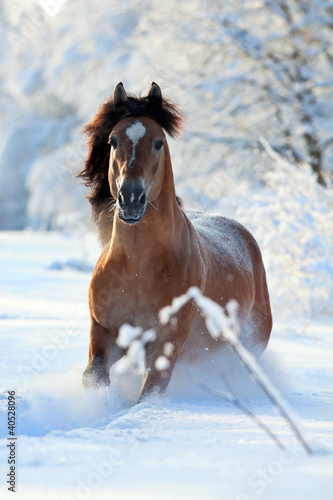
left=115, top=324, right=156, bottom=376
left=115, top=324, right=177, bottom=376
left=236, top=139, right=333, bottom=318
left=160, top=286, right=313, bottom=454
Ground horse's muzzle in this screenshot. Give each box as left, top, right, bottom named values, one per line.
left=117, top=181, right=147, bottom=224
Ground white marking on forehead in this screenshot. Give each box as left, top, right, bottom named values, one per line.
left=126, top=121, right=146, bottom=143
left=126, top=121, right=146, bottom=165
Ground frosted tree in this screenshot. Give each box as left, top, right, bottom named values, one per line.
left=132, top=0, right=333, bottom=195
left=191, top=0, right=333, bottom=186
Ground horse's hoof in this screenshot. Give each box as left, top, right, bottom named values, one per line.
left=82, top=370, right=110, bottom=389
left=82, top=356, right=110, bottom=389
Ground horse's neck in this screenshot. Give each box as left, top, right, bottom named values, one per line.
left=109, top=148, right=186, bottom=260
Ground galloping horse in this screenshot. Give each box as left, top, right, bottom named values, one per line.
left=79, top=82, right=272, bottom=400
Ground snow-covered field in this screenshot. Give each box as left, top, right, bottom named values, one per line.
left=0, top=231, right=332, bottom=499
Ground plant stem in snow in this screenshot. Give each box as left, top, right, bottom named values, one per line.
left=160, top=287, right=313, bottom=455
left=193, top=377, right=286, bottom=451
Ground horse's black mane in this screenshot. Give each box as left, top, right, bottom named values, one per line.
left=78, top=91, right=184, bottom=212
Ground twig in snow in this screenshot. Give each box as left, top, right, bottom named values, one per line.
left=220, top=372, right=286, bottom=451
left=193, top=375, right=286, bottom=451
left=160, top=286, right=313, bottom=455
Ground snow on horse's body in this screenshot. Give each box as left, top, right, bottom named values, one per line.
left=79, top=82, right=272, bottom=400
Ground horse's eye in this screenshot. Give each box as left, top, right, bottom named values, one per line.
left=108, top=136, right=118, bottom=149
left=154, top=139, right=164, bottom=152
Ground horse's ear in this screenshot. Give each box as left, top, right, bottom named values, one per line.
left=113, top=82, right=127, bottom=107
left=147, top=82, right=162, bottom=106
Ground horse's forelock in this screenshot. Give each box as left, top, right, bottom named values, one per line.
left=84, top=93, right=184, bottom=142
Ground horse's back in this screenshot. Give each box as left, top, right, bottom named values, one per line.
left=188, top=210, right=260, bottom=277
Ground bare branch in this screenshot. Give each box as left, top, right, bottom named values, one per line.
left=193, top=375, right=287, bottom=451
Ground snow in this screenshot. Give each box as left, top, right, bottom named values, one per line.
left=155, top=355, right=171, bottom=371
left=160, top=287, right=241, bottom=343
left=0, top=231, right=333, bottom=499
left=163, top=342, right=174, bottom=357
left=115, top=326, right=156, bottom=376
left=117, top=324, right=143, bottom=349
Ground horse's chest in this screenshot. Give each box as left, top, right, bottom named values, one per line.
left=90, top=255, right=190, bottom=332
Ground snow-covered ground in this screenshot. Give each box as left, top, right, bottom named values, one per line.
left=0, top=231, right=332, bottom=499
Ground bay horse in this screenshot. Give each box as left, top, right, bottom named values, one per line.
left=79, top=82, right=272, bottom=401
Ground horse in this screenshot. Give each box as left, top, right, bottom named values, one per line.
left=79, top=82, right=272, bottom=401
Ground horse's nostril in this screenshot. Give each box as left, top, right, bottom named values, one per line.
left=139, top=192, right=146, bottom=205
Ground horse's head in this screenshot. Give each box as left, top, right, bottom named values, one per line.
left=108, top=83, right=166, bottom=224
left=79, top=82, right=183, bottom=228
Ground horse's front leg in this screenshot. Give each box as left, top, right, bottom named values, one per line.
left=83, top=318, right=120, bottom=388
left=138, top=309, right=195, bottom=402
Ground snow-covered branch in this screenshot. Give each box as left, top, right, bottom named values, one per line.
left=160, top=287, right=314, bottom=455
left=116, top=325, right=156, bottom=376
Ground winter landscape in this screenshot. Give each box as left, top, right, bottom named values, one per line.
left=1, top=1, right=333, bottom=499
